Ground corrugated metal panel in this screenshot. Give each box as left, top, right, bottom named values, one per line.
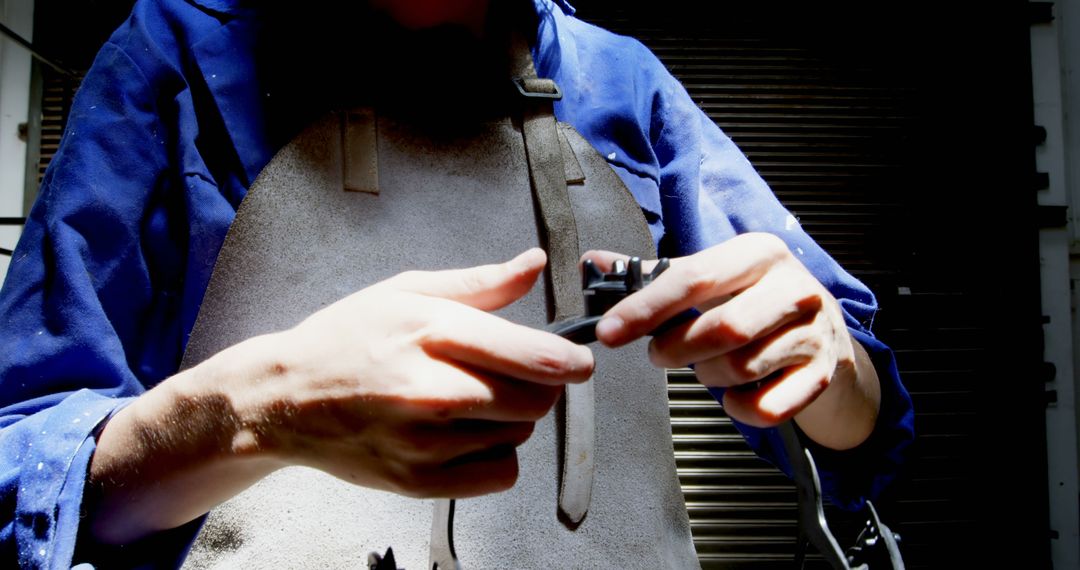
left=669, top=368, right=806, bottom=568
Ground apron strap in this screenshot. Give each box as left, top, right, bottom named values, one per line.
left=509, top=31, right=595, bottom=528
left=430, top=26, right=596, bottom=570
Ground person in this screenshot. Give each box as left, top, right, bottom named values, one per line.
left=0, top=0, right=914, bottom=567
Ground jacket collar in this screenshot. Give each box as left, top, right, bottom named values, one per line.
left=189, top=16, right=272, bottom=186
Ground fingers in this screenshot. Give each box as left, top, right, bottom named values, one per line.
left=394, top=360, right=564, bottom=423
left=647, top=266, right=822, bottom=368
left=396, top=420, right=536, bottom=464
left=691, top=316, right=820, bottom=388
left=721, top=360, right=833, bottom=427
left=390, top=248, right=547, bottom=311
left=383, top=247, right=593, bottom=388
left=456, top=373, right=563, bottom=422
left=578, top=235, right=846, bottom=430
left=403, top=446, right=522, bottom=498
left=595, top=233, right=791, bottom=347
left=675, top=300, right=835, bottom=427
left=419, top=303, right=594, bottom=386
left=387, top=422, right=531, bottom=498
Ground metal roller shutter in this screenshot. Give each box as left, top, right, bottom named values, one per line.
left=574, top=2, right=1046, bottom=569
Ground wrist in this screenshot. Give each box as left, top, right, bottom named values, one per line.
left=793, top=334, right=881, bottom=450
left=184, top=331, right=296, bottom=463
left=87, top=334, right=290, bottom=544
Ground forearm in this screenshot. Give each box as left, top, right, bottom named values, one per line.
left=794, top=336, right=881, bottom=450
left=86, top=335, right=286, bottom=545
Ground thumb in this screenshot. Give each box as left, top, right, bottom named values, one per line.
left=388, top=248, right=547, bottom=311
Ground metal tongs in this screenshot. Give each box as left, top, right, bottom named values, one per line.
left=779, top=419, right=905, bottom=569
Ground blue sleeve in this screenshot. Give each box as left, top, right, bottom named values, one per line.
left=656, top=65, right=915, bottom=513
left=0, top=18, right=216, bottom=568
left=545, top=17, right=914, bottom=511
left=0, top=42, right=159, bottom=569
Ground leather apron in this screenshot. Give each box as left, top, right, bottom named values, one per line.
left=178, top=19, right=699, bottom=569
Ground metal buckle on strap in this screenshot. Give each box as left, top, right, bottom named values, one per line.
left=512, top=76, right=563, bottom=100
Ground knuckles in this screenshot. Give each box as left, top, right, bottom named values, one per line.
left=790, top=284, right=825, bottom=314
left=715, top=319, right=754, bottom=348
left=726, top=352, right=765, bottom=384
left=707, top=317, right=754, bottom=350
left=412, top=312, right=458, bottom=351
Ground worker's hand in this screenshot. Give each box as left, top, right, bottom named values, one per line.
left=89, top=248, right=587, bottom=545
left=586, top=233, right=871, bottom=438
left=222, top=248, right=591, bottom=498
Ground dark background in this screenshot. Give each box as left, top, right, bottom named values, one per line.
left=26, top=1, right=1048, bottom=567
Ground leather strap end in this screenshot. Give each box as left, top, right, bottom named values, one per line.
left=558, top=380, right=596, bottom=525
left=342, top=109, right=380, bottom=194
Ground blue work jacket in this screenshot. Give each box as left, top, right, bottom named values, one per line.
left=0, top=0, right=913, bottom=567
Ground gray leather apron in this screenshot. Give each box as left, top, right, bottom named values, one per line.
left=178, top=25, right=699, bottom=570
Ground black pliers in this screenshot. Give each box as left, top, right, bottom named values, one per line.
left=544, top=256, right=697, bottom=342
